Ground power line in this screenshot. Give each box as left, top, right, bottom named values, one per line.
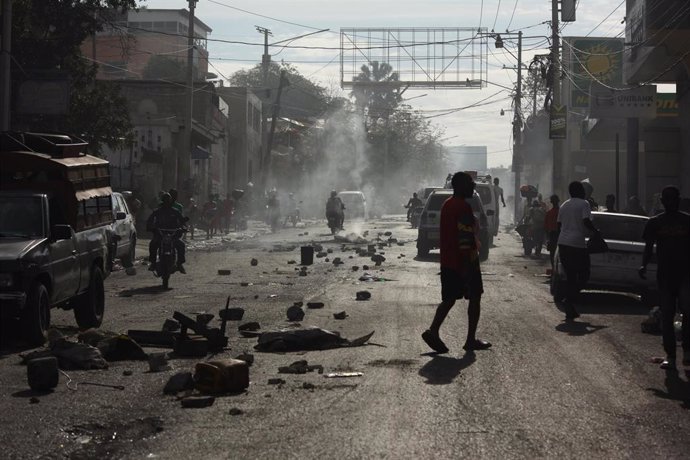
left=585, top=0, right=625, bottom=37
left=506, top=0, right=519, bottom=31
left=492, top=0, right=503, bottom=32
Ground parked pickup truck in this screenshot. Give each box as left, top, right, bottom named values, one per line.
left=0, top=132, right=113, bottom=344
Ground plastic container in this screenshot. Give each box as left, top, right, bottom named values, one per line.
left=194, top=359, right=249, bottom=394
left=300, top=246, right=314, bottom=265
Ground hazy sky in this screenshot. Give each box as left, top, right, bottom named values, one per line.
left=146, top=0, right=628, bottom=168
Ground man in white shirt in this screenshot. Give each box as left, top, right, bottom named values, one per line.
left=557, top=181, right=600, bottom=320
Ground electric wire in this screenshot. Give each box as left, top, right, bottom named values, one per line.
left=585, top=0, right=626, bottom=37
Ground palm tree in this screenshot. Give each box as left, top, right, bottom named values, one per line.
left=350, top=61, right=403, bottom=124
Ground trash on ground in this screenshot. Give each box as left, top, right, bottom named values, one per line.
left=194, top=359, right=249, bottom=394
left=148, top=352, right=171, bottom=372
left=181, top=396, right=215, bottom=408
left=196, top=313, right=215, bottom=327
left=97, top=335, right=148, bottom=362
left=163, top=372, right=195, bottom=395
left=49, top=338, right=108, bottom=370
left=255, top=327, right=375, bottom=352
left=162, top=319, right=180, bottom=332
left=239, top=322, right=261, bottom=332
left=173, top=311, right=228, bottom=352
left=359, top=273, right=395, bottom=282
left=335, top=233, right=368, bottom=244
left=278, top=360, right=323, bottom=374
left=356, top=291, right=371, bottom=301
left=324, top=372, right=363, bottom=378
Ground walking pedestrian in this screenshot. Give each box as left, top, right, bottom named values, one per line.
left=639, top=186, right=690, bottom=370
left=544, top=194, right=560, bottom=271
left=422, top=172, right=491, bottom=354
left=527, top=200, right=546, bottom=256
left=557, top=181, right=600, bottom=320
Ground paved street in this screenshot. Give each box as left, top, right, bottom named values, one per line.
left=1, top=216, right=689, bottom=459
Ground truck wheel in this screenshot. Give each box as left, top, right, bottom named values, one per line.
left=74, top=266, right=105, bottom=329
left=22, top=282, right=50, bottom=346
left=121, top=235, right=136, bottom=267
left=479, top=236, right=489, bottom=261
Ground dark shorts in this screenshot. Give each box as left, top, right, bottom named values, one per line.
left=441, top=262, right=484, bottom=302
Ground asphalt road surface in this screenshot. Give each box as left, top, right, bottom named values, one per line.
left=0, top=216, right=688, bottom=459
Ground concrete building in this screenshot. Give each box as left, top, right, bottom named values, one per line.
left=82, top=8, right=211, bottom=80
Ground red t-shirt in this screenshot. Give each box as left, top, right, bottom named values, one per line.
left=544, top=207, right=559, bottom=232
left=440, top=196, right=478, bottom=272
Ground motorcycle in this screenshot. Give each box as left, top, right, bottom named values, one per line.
left=155, top=228, right=181, bottom=289
left=284, top=207, right=301, bottom=228
left=327, top=212, right=342, bottom=235
left=406, top=205, right=424, bottom=229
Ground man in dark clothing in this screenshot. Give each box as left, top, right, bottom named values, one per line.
left=639, top=186, right=690, bottom=370
left=421, top=172, right=491, bottom=354
left=405, top=192, right=423, bottom=221
left=604, top=194, right=617, bottom=212
left=147, top=192, right=187, bottom=274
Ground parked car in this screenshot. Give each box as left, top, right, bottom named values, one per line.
left=475, top=180, right=498, bottom=243
left=338, top=191, right=368, bottom=220
left=417, top=189, right=490, bottom=260
left=0, top=132, right=112, bottom=344
left=110, top=192, right=137, bottom=268
left=550, top=212, right=658, bottom=304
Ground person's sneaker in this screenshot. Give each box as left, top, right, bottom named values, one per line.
left=177, top=264, right=187, bottom=274
left=463, top=339, right=492, bottom=351
left=421, top=330, right=449, bottom=354
left=660, top=358, right=676, bottom=370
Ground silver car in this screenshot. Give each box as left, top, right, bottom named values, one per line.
left=109, top=192, right=137, bottom=268
left=416, top=189, right=489, bottom=260
left=551, top=212, right=658, bottom=304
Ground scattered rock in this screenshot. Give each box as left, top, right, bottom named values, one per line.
left=287, top=305, right=305, bottom=322
left=27, top=357, right=59, bottom=391
left=332, top=257, right=343, bottom=265
left=268, top=378, right=286, bottom=385
left=324, top=258, right=330, bottom=263
left=278, top=360, right=323, bottom=374
left=163, top=372, right=195, bottom=395
left=293, top=301, right=304, bottom=307
left=228, top=407, right=244, bottom=416
left=123, top=370, right=133, bottom=376
left=240, top=282, right=250, bottom=287
left=181, top=396, right=215, bottom=408
left=333, top=311, right=348, bottom=320
left=352, top=266, right=359, bottom=271
left=219, top=308, right=245, bottom=321
left=371, top=254, right=386, bottom=264
left=238, top=322, right=261, bottom=332
left=196, top=314, right=214, bottom=327
left=235, top=352, right=254, bottom=366
left=326, top=248, right=333, bottom=254
left=316, top=251, right=327, bottom=258
left=384, top=231, right=392, bottom=236
left=299, top=271, right=308, bottom=277
left=363, top=265, right=370, bottom=270
left=148, top=352, right=171, bottom=372
left=287, top=260, right=296, bottom=264
left=162, top=319, right=180, bottom=332
left=250, top=258, right=258, bottom=266
left=217, top=269, right=232, bottom=275
left=29, top=397, right=40, bottom=404
left=302, top=382, right=316, bottom=390
left=306, top=302, right=324, bottom=309
left=356, top=291, right=372, bottom=301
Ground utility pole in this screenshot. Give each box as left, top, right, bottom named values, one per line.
left=256, top=26, right=272, bottom=90
left=513, top=31, right=523, bottom=224
left=551, top=0, right=563, bottom=197
left=178, top=0, right=197, bottom=199
left=0, top=0, right=12, bottom=131
left=263, top=70, right=288, bottom=187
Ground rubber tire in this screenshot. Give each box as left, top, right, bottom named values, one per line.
left=74, top=266, right=105, bottom=329
left=121, top=235, right=136, bottom=267
left=22, top=282, right=50, bottom=346
left=479, top=235, right=489, bottom=262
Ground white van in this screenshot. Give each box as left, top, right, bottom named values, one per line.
left=338, top=191, right=368, bottom=220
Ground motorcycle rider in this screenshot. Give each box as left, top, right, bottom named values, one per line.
left=405, top=192, right=423, bottom=222
left=266, top=189, right=280, bottom=231
left=326, top=190, right=345, bottom=230
left=283, top=192, right=300, bottom=227
left=147, top=192, right=187, bottom=274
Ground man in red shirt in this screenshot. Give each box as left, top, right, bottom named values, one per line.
left=422, top=172, right=492, bottom=353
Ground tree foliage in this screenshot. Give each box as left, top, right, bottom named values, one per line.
left=350, top=61, right=404, bottom=123
left=229, top=61, right=329, bottom=119
left=10, top=0, right=137, bottom=152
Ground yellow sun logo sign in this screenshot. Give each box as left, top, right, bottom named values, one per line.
left=575, top=40, right=622, bottom=84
